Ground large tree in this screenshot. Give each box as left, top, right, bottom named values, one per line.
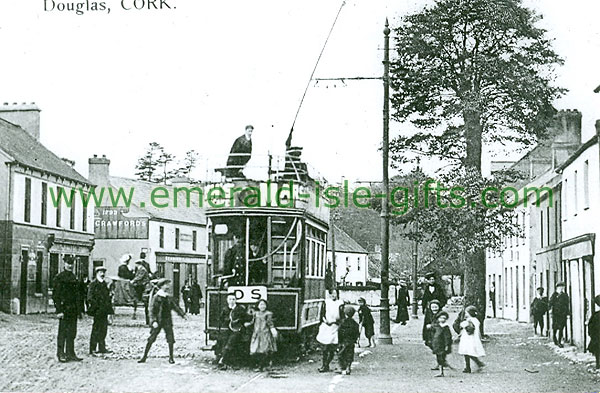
left=389, top=0, right=564, bottom=320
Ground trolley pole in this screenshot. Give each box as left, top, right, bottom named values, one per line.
left=411, top=221, right=419, bottom=319
left=378, top=18, right=393, bottom=345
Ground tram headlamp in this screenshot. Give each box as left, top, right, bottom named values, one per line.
left=214, top=224, right=229, bottom=235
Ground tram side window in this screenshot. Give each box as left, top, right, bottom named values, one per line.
left=306, top=225, right=326, bottom=279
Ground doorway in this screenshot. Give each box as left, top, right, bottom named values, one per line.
left=20, top=250, right=28, bottom=314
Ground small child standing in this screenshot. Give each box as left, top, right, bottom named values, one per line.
left=250, top=299, right=277, bottom=371
left=429, top=311, right=453, bottom=377
left=337, top=306, right=360, bottom=375
left=358, top=298, right=376, bottom=348
left=458, top=305, right=485, bottom=373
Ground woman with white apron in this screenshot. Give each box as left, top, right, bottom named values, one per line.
left=316, top=290, right=344, bottom=372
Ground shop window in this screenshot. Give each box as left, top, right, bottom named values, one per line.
left=36, top=251, right=43, bottom=294
left=159, top=226, right=165, bottom=248
left=41, top=182, right=47, bottom=225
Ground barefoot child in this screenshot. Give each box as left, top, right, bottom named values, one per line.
left=458, top=305, right=485, bottom=373
left=358, top=298, right=375, bottom=348
left=249, top=299, right=277, bottom=371
left=429, top=311, right=453, bottom=377
left=338, top=306, right=360, bottom=375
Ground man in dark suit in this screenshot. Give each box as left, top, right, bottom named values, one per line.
left=550, top=282, right=570, bottom=348
left=88, top=267, right=114, bottom=354
left=53, top=257, right=83, bottom=362
left=225, top=125, right=253, bottom=178
left=421, top=272, right=447, bottom=314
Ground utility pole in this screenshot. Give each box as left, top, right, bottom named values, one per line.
left=378, top=18, right=393, bottom=345
left=411, top=220, right=419, bottom=319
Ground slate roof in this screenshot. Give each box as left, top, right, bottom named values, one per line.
left=327, top=225, right=368, bottom=254
left=0, top=118, right=90, bottom=184
left=108, top=176, right=206, bottom=226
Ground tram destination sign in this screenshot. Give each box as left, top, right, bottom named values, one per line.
left=94, top=207, right=149, bottom=239
left=228, top=286, right=267, bottom=303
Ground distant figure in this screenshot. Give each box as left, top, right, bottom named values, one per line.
left=357, top=297, right=375, bottom=348
left=181, top=280, right=192, bottom=314
left=531, top=287, right=548, bottom=336
left=138, top=252, right=153, bottom=279
left=190, top=280, right=202, bottom=314
left=422, top=272, right=447, bottom=314
left=458, top=306, right=485, bottom=373
left=395, top=281, right=410, bottom=325
left=587, top=295, right=600, bottom=369
left=226, top=125, right=253, bottom=178
left=53, top=257, right=83, bottom=363
left=138, top=279, right=187, bottom=364
left=337, top=306, right=360, bottom=375
left=549, top=282, right=570, bottom=348
left=488, top=282, right=496, bottom=318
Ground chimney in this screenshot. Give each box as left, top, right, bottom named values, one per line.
left=88, top=154, right=111, bottom=185
left=550, top=109, right=583, bottom=169
left=0, top=102, right=41, bottom=140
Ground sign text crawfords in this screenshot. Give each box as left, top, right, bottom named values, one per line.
left=94, top=207, right=149, bottom=239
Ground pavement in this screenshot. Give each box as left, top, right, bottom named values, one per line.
left=0, top=307, right=599, bottom=392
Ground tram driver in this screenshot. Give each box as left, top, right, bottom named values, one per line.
left=224, top=236, right=268, bottom=286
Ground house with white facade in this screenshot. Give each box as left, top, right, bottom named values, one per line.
left=327, top=225, right=368, bottom=286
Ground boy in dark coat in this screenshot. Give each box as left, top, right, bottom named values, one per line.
left=429, top=311, right=453, bottom=377
left=358, top=297, right=375, bottom=347
left=587, top=295, right=600, bottom=369
left=138, top=279, right=186, bottom=364
left=217, top=293, right=253, bottom=369
left=53, top=257, right=84, bottom=362
left=530, top=287, right=548, bottom=336
left=549, top=282, right=570, bottom=348
left=87, top=267, right=114, bottom=354
left=338, top=306, right=360, bottom=375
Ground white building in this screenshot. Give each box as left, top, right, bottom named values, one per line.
left=327, top=225, right=368, bottom=286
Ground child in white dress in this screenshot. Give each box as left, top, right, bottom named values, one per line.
left=458, top=305, right=485, bottom=373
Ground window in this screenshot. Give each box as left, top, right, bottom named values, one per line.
left=82, top=203, right=87, bottom=232
left=159, top=226, right=165, bottom=248
left=56, top=187, right=62, bottom=227
left=540, top=210, right=544, bottom=248
left=583, top=160, right=589, bottom=209
left=510, top=267, right=514, bottom=307
left=192, top=230, right=197, bottom=251
left=36, top=251, right=43, bottom=294
left=563, top=178, right=568, bottom=219
left=41, top=182, right=47, bottom=225
left=357, top=256, right=361, bottom=271
left=573, top=171, right=578, bottom=215
left=522, top=265, right=526, bottom=307
left=504, top=268, right=508, bottom=306
left=70, top=196, right=76, bottom=230
left=24, top=177, right=31, bottom=223
left=49, top=253, right=59, bottom=289
left=521, top=211, right=526, bottom=245
left=175, top=228, right=180, bottom=250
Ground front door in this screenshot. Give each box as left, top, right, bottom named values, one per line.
left=20, top=250, right=28, bottom=314
left=173, top=263, right=181, bottom=304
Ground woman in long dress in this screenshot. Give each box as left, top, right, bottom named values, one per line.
left=458, top=305, right=486, bottom=373
left=395, top=281, right=410, bottom=324
left=316, top=290, right=344, bottom=372
left=250, top=299, right=277, bottom=371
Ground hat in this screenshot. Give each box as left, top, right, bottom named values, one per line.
left=556, top=281, right=566, bottom=287
left=428, top=299, right=441, bottom=307
left=425, top=272, right=435, bottom=280
left=436, top=311, right=449, bottom=319
left=135, top=259, right=144, bottom=265
left=536, top=286, right=544, bottom=291
left=358, top=297, right=366, bottom=303
left=119, top=254, right=132, bottom=263
left=465, top=305, right=478, bottom=317
left=155, top=278, right=171, bottom=288
left=95, top=266, right=107, bottom=273
left=64, top=258, right=74, bottom=265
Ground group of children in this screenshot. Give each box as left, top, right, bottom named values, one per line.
left=423, top=301, right=486, bottom=377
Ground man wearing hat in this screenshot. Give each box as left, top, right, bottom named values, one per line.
left=225, top=125, right=253, bottom=178
left=52, top=256, right=83, bottom=362
left=421, top=272, right=447, bottom=314
left=131, top=258, right=151, bottom=324
left=88, top=266, right=114, bottom=354
left=117, top=254, right=134, bottom=280
left=530, top=286, right=548, bottom=336
left=549, top=282, right=570, bottom=347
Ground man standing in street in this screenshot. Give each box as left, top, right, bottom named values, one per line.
left=422, top=272, right=447, bottom=314
left=550, top=282, right=570, bottom=348
left=489, top=282, right=496, bottom=318
left=88, top=266, right=114, bottom=355
left=53, top=257, right=83, bottom=363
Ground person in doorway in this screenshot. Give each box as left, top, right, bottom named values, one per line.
left=395, top=281, right=410, bottom=325
left=138, top=279, right=187, bottom=364
left=53, top=257, right=84, bottom=363
left=531, top=287, right=548, bottom=336
left=87, top=267, right=114, bottom=354
left=422, top=272, right=447, bottom=314
left=225, top=125, right=253, bottom=178
left=549, top=282, right=570, bottom=348
left=316, top=289, right=344, bottom=373
left=586, top=295, right=600, bottom=369
left=357, top=297, right=375, bottom=347
left=181, top=280, right=192, bottom=314
left=489, top=282, right=496, bottom=318
left=190, top=279, right=202, bottom=314
left=458, top=306, right=486, bottom=373
left=337, top=306, right=360, bottom=375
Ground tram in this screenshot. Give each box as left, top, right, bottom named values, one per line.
left=204, top=157, right=330, bottom=351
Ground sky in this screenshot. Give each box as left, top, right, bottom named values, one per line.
left=0, top=0, right=599, bottom=184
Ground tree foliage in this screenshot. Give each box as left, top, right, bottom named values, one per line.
left=135, top=142, right=175, bottom=184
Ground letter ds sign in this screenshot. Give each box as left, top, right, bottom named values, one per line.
left=227, top=286, right=267, bottom=303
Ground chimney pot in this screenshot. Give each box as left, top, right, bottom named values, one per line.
left=3, top=103, right=7, bottom=105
